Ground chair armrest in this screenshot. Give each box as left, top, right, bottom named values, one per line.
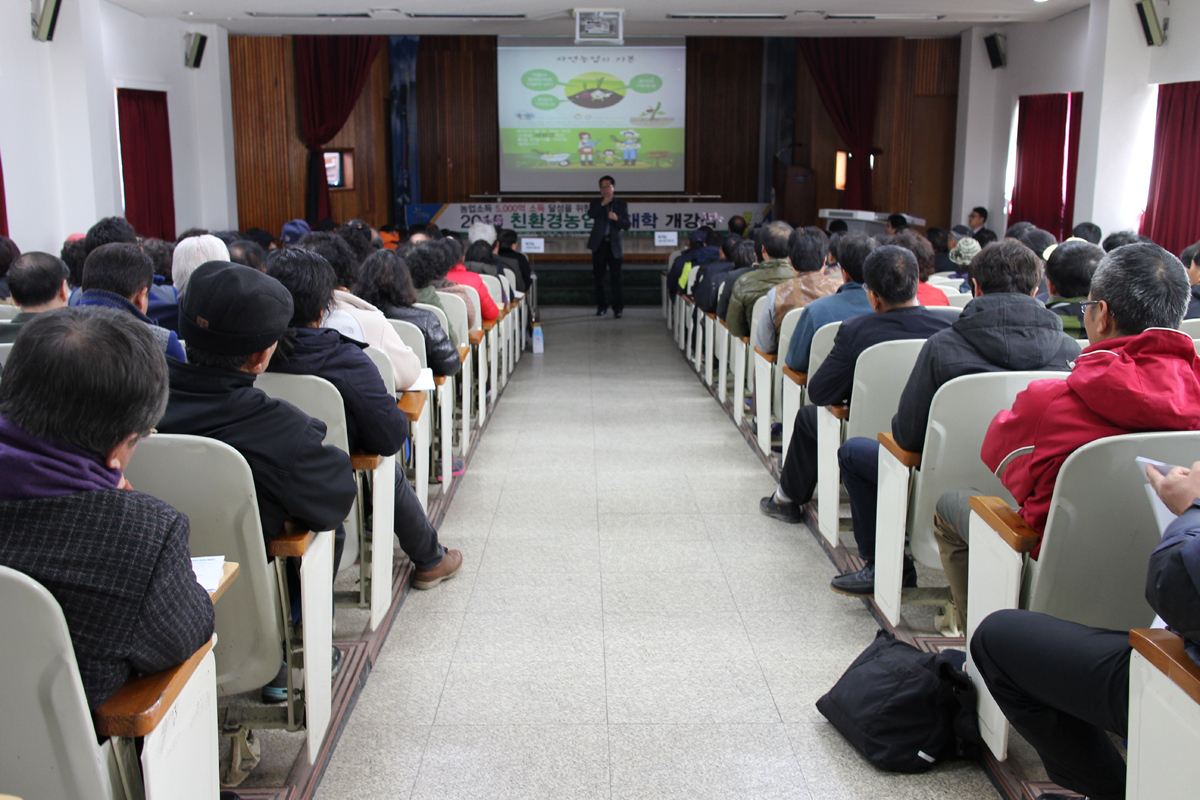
left=660, top=270, right=668, bottom=277
left=268, top=523, right=315, bottom=557
left=468, top=330, right=484, bottom=345
left=754, top=347, right=777, bottom=363
left=433, top=375, right=447, bottom=386
left=1130, top=629, right=1200, bottom=704
left=398, top=391, right=427, bottom=421
left=878, top=432, right=921, bottom=468
left=350, top=453, right=382, bottom=470
left=738, top=335, right=750, bottom=344
left=209, top=562, right=239, bottom=603
left=781, top=366, right=807, bottom=386
left=482, top=320, right=497, bottom=331
left=827, top=404, right=849, bottom=421
left=458, top=345, right=470, bottom=362
left=94, top=638, right=214, bottom=738
left=968, top=496, right=1040, bottom=553
left=705, top=312, right=715, bottom=320
left=718, top=319, right=728, bottom=330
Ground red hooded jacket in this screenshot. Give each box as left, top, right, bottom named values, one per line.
left=981, top=328, right=1200, bottom=545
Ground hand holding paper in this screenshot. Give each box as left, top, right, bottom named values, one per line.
left=1144, top=458, right=1200, bottom=517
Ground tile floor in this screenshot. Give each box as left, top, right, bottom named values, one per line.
left=313, top=307, right=1001, bottom=800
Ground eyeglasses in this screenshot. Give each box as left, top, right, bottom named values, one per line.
left=1078, top=300, right=1102, bottom=312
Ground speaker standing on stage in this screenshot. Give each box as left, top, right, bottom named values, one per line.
left=587, top=175, right=631, bottom=318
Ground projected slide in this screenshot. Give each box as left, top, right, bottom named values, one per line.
left=497, top=45, right=686, bottom=193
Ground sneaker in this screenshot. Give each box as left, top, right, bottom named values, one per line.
left=614, top=310, right=623, bottom=319
left=413, top=549, right=463, bottom=590
left=759, top=494, right=803, bottom=524
left=596, top=308, right=608, bottom=317
left=830, top=557, right=917, bottom=597
left=451, top=457, right=466, bottom=477
left=260, top=662, right=288, bottom=703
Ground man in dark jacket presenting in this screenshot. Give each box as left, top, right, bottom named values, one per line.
left=587, top=175, right=631, bottom=317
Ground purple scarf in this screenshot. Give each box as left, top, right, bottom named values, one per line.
left=0, top=415, right=120, bottom=501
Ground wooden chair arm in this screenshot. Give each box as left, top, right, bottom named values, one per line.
left=738, top=335, right=750, bottom=344
left=827, top=404, right=850, bottom=420
left=482, top=320, right=497, bottom=331
left=718, top=318, right=728, bottom=330
left=433, top=375, right=447, bottom=386
left=94, top=638, right=214, bottom=738
left=350, top=453, right=383, bottom=471
left=208, top=562, right=239, bottom=603
left=968, top=496, right=1041, bottom=553
left=1130, top=628, right=1200, bottom=704
left=754, top=347, right=777, bottom=363
left=268, top=524, right=315, bottom=557
left=398, top=391, right=427, bottom=421
left=782, top=366, right=807, bottom=386
left=458, top=345, right=470, bottom=362
left=468, top=330, right=484, bottom=345
left=878, top=432, right=922, bottom=468
left=660, top=270, right=668, bottom=277
left=705, top=312, right=715, bottom=320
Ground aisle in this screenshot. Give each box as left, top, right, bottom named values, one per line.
left=315, top=308, right=998, bottom=800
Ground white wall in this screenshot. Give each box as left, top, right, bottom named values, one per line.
left=1149, top=0, right=1200, bottom=84
left=0, top=0, right=236, bottom=253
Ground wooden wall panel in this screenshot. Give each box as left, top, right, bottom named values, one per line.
left=914, top=38, right=961, bottom=98
left=327, top=49, right=391, bottom=225
left=910, top=95, right=959, bottom=232
left=685, top=37, right=762, bottom=200
left=793, top=48, right=847, bottom=223
left=415, top=37, right=499, bottom=203
left=873, top=39, right=917, bottom=219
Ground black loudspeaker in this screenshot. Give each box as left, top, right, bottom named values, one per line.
left=1136, top=1, right=1165, bottom=46
left=31, top=0, right=61, bottom=42
left=984, top=34, right=1006, bottom=69
left=185, top=33, right=208, bottom=69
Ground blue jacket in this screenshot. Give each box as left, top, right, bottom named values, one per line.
left=70, top=279, right=180, bottom=333
left=785, top=282, right=873, bottom=372
left=1147, top=503, right=1200, bottom=668
left=77, top=289, right=186, bottom=363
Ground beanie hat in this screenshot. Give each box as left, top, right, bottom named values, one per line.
left=178, top=262, right=293, bottom=356
left=949, top=236, right=981, bottom=267
left=281, top=219, right=311, bottom=245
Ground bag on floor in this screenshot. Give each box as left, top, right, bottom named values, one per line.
left=815, top=629, right=982, bottom=773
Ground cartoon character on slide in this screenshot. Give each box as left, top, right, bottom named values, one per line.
left=578, top=132, right=597, bottom=166
left=618, top=130, right=640, bottom=166
left=603, top=149, right=616, bottom=166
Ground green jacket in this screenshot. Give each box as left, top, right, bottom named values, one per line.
left=415, top=285, right=460, bottom=345
left=1046, top=296, right=1087, bottom=338
left=725, top=258, right=796, bottom=338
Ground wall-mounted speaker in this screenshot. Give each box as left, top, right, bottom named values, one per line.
left=984, top=33, right=1006, bottom=69
left=1136, top=0, right=1165, bottom=46
left=185, top=33, right=207, bottom=69
left=31, top=0, right=61, bottom=42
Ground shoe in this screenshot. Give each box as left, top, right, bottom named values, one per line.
left=331, top=645, right=344, bottom=680
left=451, top=457, right=466, bottom=477
left=830, top=557, right=917, bottom=597
left=413, top=549, right=463, bottom=590
left=260, top=663, right=288, bottom=703
left=614, top=310, right=623, bottom=318
left=759, top=494, right=803, bottom=524
left=596, top=308, right=608, bottom=316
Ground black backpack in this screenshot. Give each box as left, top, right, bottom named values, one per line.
left=815, top=630, right=983, bottom=773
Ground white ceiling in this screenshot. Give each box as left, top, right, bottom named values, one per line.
left=109, top=0, right=1090, bottom=37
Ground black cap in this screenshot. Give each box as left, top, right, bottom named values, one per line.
left=178, top=261, right=293, bottom=356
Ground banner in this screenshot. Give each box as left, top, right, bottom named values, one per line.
left=405, top=202, right=770, bottom=236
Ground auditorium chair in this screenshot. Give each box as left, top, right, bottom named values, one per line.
left=0, top=305, right=18, bottom=321
left=413, top=301, right=456, bottom=487
left=125, top=434, right=335, bottom=776
left=731, top=296, right=766, bottom=427
left=494, top=273, right=513, bottom=381
left=685, top=268, right=702, bottom=371
left=500, top=272, right=520, bottom=371
left=946, top=293, right=972, bottom=309
left=781, top=320, right=841, bottom=457
left=753, top=306, right=804, bottom=454
left=435, top=291, right=473, bottom=458
left=253, top=371, right=395, bottom=630
left=0, top=342, right=11, bottom=367
left=1126, top=628, right=1200, bottom=798
left=715, top=282, right=730, bottom=406
left=460, top=285, right=488, bottom=426
left=0, top=566, right=220, bottom=800
left=702, top=304, right=718, bottom=389
left=1178, top=318, right=1200, bottom=338
left=963, top=429, right=1200, bottom=760
left=501, top=267, right=526, bottom=354
left=873, top=371, right=1066, bottom=635
left=387, top=319, right=434, bottom=512
left=815, top=339, right=927, bottom=547
left=479, top=274, right=504, bottom=400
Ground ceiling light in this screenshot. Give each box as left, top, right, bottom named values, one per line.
left=824, top=13, right=945, bottom=20
left=405, top=12, right=527, bottom=18
left=666, top=13, right=790, bottom=20
left=245, top=12, right=372, bottom=18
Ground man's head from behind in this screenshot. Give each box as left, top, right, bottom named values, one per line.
left=885, top=214, right=908, bottom=235
left=1045, top=241, right=1104, bottom=299
left=173, top=234, right=230, bottom=295
left=971, top=240, right=1043, bottom=297
left=8, top=253, right=70, bottom=311
left=1085, top=243, right=1189, bottom=343
left=82, top=243, right=155, bottom=310
left=788, top=227, right=828, bottom=274
left=759, top=221, right=794, bottom=260
left=300, top=232, right=360, bottom=292
left=891, top=229, right=936, bottom=281
left=179, top=262, right=294, bottom=373
left=265, top=248, right=337, bottom=328
left=83, top=216, right=138, bottom=256
left=728, top=216, right=747, bottom=237
left=0, top=307, right=167, bottom=466
left=405, top=242, right=450, bottom=289
left=229, top=239, right=267, bottom=272
left=0, top=235, right=20, bottom=280
left=1072, top=222, right=1102, bottom=246
left=836, top=233, right=879, bottom=285
left=862, top=245, right=919, bottom=309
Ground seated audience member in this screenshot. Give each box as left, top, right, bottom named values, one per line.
left=828, top=241, right=1080, bottom=596
left=760, top=246, right=953, bottom=524
left=827, top=219, right=849, bottom=234
left=784, top=233, right=878, bottom=373
left=693, top=234, right=740, bottom=315
left=467, top=221, right=498, bottom=249
left=728, top=215, right=748, bottom=237
left=927, top=227, right=954, bottom=274
left=1102, top=230, right=1142, bottom=252
left=83, top=216, right=138, bottom=256
left=968, top=206, right=994, bottom=239
left=440, top=236, right=505, bottom=311
left=667, top=229, right=717, bottom=299
left=727, top=221, right=797, bottom=338
left=0, top=307, right=214, bottom=708
left=172, top=233, right=230, bottom=295
left=973, top=228, right=999, bottom=247
left=463, top=240, right=502, bottom=278
left=338, top=219, right=375, bottom=265
left=176, top=227, right=209, bottom=241
left=824, top=232, right=844, bottom=274
left=0, top=235, right=19, bottom=300
left=443, top=239, right=501, bottom=321
left=951, top=224, right=973, bottom=241
left=971, top=458, right=1200, bottom=800
left=1005, top=221, right=1035, bottom=241
left=70, top=217, right=178, bottom=332
left=61, top=237, right=89, bottom=289
left=229, top=239, right=267, bottom=272
left=1072, top=221, right=1102, bottom=245
left=266, top=248, right=469, bottom=549
left=1180, top=240, right=1200, bottom=319
left=934, top=242, right=1198, bottom=628
left=496, top=229, right=532, bottom=292
left=754, top=227, right=841, bottom=353
left=893, top=229, right=949, bottom=307
left=141, top=239, right=173, bottom=284
left=0, top=253, right=70, bottom=343
left=402, top=242, right=464, bottom=336
left=243, top=227, right=275, bottom=252
left=1045, top=240, right=1105, bottom=336
left=138, top=239, right=181, bottom=332
left=885, top=214, right=909, bottom=235
left=947, top=236, right=980, bottom=281
left=78, top=243, right=186, bottom=362
left=716, top=241, right=759, bottom=323
left=300, top=232, right=421, bottom=392
left=1018, top=227, right=1058, bottom=261
left=280, top=219, right=311, bottom=246
left=359, top=249, right=462, bottom=376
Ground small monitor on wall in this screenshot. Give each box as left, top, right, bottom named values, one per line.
left=324, top=151, right=354, bottom=189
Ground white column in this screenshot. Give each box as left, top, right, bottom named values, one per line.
left=951, top=27, right=999, bottom=230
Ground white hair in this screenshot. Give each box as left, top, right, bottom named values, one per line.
left=467, top=221, right=497, bottom=246
left=172, top=235, right=230, bottom=295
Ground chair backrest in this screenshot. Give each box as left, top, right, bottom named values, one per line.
left=435, top=292, right=469, bottom=348
left=666, top=248, right=683, bottom=269
left=497, top=273, right=512, bottom=305
left=749, top=295, right=768, bottom=339
left=254, top=373, right=350, bottom=453
left=927, top=306, right=963, bottom=321
left=947, top=293, right=972, bottom=309
left=932, top=283, right=960, bottom=297
left=928, top=272, right=959, bottom=283
left=364, top=344, right=396, bottom=398
left=389, top=318, right=428, bottom=368
left=460, top=285, right=483, bottom=332
left=125, top=434, right=281, bottom=695
left=503, top=267, right=520, bottom=295
left=0, top=341, right=11, bottom=367
left=0, top=305, right=18, bottom=321
left=804, top=321, right=842, bottom=404
left=0, top=565, right=112, bottom=800
left=907, top=371, right=1068, bottom=568
left=1026, top=430, right=1200, bottom=630
left=479, top=274, right=503, bottom=308
left=777, top=307, right=804, bottom=359
left=415, top=302, right=451, bottom=344
left=844, top=339, right=927, bottom=440
left=1178, top=318, right=1200, bottom=338
left=685, top=263, right=700, bottom=295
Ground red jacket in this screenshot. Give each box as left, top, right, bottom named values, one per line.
left=916, top=281, right=950, bottom=307
left=982, top=328, right=1200, bottom=543
left=446, top=265, right=500, bottom=321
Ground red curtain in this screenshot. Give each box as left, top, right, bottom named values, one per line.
left=1061, top=92, right=1083, bottom=238
left=1009, top=93, right=1069, bottom=239
left=0, top=144, right=8, bottom=237
left=116, top=89, right=176, bottom=240
left=1141, top=81, right=1200, bottom=256
left=294, top=36, right=385, bottom=224
left=797, top=38, right=883, bottom=211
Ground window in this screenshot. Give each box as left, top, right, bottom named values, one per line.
left=324, top=150, right=354, bottom=190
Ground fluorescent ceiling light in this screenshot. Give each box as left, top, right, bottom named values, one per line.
left=245, top=11, right=371, bottom=17
left=666, top=13, right=790, bottom=19
left=824, top=13, right=946, bottom=20
left=406, top=12, right=527, bottom=18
